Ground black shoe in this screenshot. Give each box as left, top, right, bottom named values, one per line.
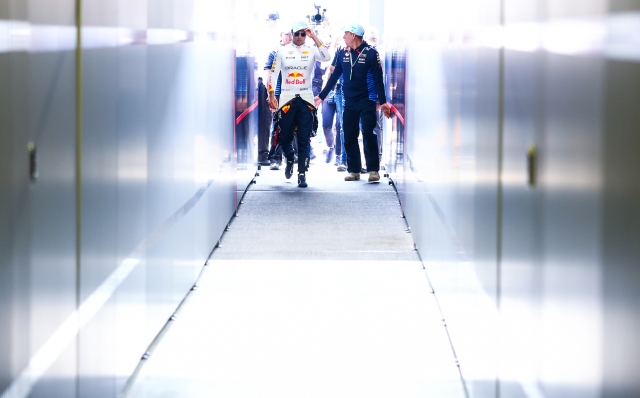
left=298, top=173, right=307, bottom=188
left=360, top=167, right=367, bottom=174
left=285, top=160, right=294, bottom=179
left=259, top=160, right=271, bottom=166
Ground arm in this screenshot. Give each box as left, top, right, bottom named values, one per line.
left=315, top=65, right=342, bottom=106
left=311, top=43, right=331, bottom=63
left=263, top=50, right=275, bottom=81
left=305, top=28, right=330, bottom=62
left=316, top=45, right=331, bottom=62
left=316, top=50, right=343, bottom=100
left=322, top=41, right=337, bottom=69
left=370, top=49, right=392, bottom=118
left=268, top=50, right=283, bottom=111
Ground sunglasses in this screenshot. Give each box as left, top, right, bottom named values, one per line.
left=293, top=31, right=306, bottom=37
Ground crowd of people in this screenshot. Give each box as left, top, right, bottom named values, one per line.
left=262, top=16, right=391, bottom=188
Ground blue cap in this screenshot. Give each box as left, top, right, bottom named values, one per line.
left=291, top=21, right=309, bottom=32
left=343, top=23, right=365, bottom=36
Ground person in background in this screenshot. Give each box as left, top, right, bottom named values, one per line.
left=309, top=26, right=333, bottom=162
left=330, top=36, right=348, bottom=171
left=264, top=29, right=293, bottom=170
left=316, top=32, right=342, bottom=164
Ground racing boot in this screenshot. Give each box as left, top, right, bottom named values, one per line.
left=284, top=159, right=294, bottom=179
left=297, top=172, right=308, bottom=188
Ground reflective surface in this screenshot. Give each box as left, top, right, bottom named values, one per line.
left=0, top=3, right=79, bottom=397
left=2, top=0, right=640, bottom=397
left=389, top=0, right=640, bottom=397
left=1, top=1, right=237, bottom=397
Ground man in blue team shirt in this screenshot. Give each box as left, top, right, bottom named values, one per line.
left=315, top=23, right=391, bottom=182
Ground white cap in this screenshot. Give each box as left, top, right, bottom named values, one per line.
left=342, top=23, right=365, bottom=36
left=291, top=21, right=309, bottom=32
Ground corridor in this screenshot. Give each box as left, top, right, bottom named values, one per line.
left=2, top=0, right=639, bottom=397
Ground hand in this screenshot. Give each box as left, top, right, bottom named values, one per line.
left=314, top=96, right=322, bottom=107
left=268, top=96, right=278, bottom=111
left=304, top=28, right=316, bottom=40
left=306, top=28, right=326, bottom=48
left=380, top=102, right=392, bottom=119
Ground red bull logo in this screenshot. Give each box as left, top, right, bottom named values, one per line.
left=285, top=71, right=306, bottom=84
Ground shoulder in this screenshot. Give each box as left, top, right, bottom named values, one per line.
left=366, top=46, right=380, bottom=62
left=364, top=45, right=377, bottom=55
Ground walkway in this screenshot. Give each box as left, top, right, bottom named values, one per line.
left=127, top=158, right=466, bottom=397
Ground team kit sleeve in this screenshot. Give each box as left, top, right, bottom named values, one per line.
left=315, top=45, right=331, bottom=63
left=370, top=49, right=387, bottom=104
left=264, top=50, right=275, bottom=70
left=269, top=49, right=283, bottom=94
left=318, top=50, right=343, bottom=100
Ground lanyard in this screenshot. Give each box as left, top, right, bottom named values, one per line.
left=348, top=47, right=368, bottom=80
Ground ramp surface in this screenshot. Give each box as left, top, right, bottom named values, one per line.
left=127, top=160, right=466, bottom=398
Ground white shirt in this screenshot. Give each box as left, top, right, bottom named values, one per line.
left=269, top=42, right=330, bottom=109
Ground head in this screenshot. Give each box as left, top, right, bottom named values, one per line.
left=365, top=26, right=379, bottom=44
left=266, top=12, right=280, bottom=22
left=291, top=21, right=309, bottom=46
left=342, top=23, right=364, bottom=49
left=280, top=30, right=292, bottom=45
